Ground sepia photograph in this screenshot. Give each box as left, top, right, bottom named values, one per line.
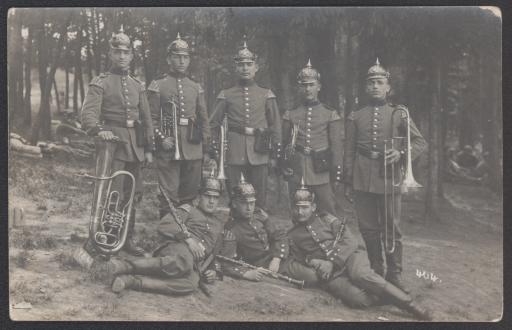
left=7, top=6, right=502, bottom=322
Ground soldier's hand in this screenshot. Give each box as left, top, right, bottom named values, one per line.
left=282, top=167, right=294, bottom=177
left=185, top=237, right=206, bottom=260
left=243, top=268, right=266, bottom=282
left=269, top=159, right=278, bottom=169
left=98, top=130, right=116, bottom=141
left=268, top=257, right=281, bottom=275
left=344, top=185, right=354, bottom=204
left=385, top=148, right=401, bottom=165
left=161, top=137, right=175, bottom=151
left=312, top=259, right=333, bottom=280
left=203, top=269, right=217, bottom=283
left=144, top=152, right=153, bottom=165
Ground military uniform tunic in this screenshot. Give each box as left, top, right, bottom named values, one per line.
left=342, top=102, right=427, bottom=277
left=211, top=80, right=282, bottom=210
left=147, top=71, right=211, bottom=206
left=81, top=68, right=155, bottom=203
left=285, top=213, right=387, bottom=308
left=220, top=211, right=289, bottom=278
left=282, top=101, right=343, bottom=215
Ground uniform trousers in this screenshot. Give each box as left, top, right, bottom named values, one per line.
left=226, top=164, right=268, bottom=210
left=353, top=191, right=403, bottom=276
left=284, top=250, right=386, bottom=308
left=126, top=241, right=201, bottom=296
left=287, top=181, right=337, bottom=216
left=156, top=155, right=202, bottom=210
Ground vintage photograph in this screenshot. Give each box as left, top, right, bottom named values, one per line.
left=7, top=6, right=502, bottom=322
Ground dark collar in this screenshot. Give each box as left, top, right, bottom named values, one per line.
left=237, top=79, right=256, bottom=87
left=109, top=67, right=129, bottom=76
left=303, top=100, right=321, bottom=107
left=367, top=99, right=387, bottom=107
left=168, top=70, right=187, bottom=79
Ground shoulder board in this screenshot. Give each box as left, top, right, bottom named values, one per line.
left=177, top=204, right=192, bottom=213
left=216, top=90, right=226, bottom=100
left=392, top=104, right=409, bottom=118
left=89, top=74, right=108, bottom=88
left=154, top=73, right=168, bottom=81
left=266, top=89, right=276, bottom=99
left=329, top=110, right=342, bottom=121
left=254, top=208, right=269, bottom=223
left=320, top=212, right=338, bottom=225
left=130, top=75, right=142, bottom=84
left=147, top=80, right=160, bottom=93
left=322, top=103, right=335, bottom=111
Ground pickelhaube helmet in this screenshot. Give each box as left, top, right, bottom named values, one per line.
left=366, top=58, right=390, bottom=80
left=297, top=59, right=321, bottom=84
left=167, top=32, right=190, bottom=56
left=294, top=177, right=315, bottom=206
left=233, top=36, right=256, bottom=63
left=109, top=25, right=131, bottom=51
left=200, top=169, right=222, bottom=196
left=232, top=173, right=256, bottom=202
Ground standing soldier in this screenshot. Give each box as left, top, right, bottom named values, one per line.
left=343, top=59, right=427, bottom=292
left=81, top=27, right=154, bottom=256
left=280, top=59, right=343, bottom=216
left=147, top=33, right=211, bottom=217
left=210, top=39, right=281, bottom=212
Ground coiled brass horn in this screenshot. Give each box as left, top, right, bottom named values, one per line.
left=77, top=137, right=135, bottom=255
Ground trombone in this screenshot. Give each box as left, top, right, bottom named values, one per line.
left=383, top=106, right=422, bottom=254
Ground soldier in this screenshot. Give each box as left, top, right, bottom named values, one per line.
left=92, top=174, right=226, bottom=296
left=285, top=183, right=432, bottom=320
left=343, top=59, right=427, bottom=292
left=210, top=38, right=281, bottom=212
left=280, top=59, right=343, bottom=216
left=147, top=33, right=211, bottom=217
left=81, top=27, right=154, bottom=256
left=219, top=174, right=289, bottom=282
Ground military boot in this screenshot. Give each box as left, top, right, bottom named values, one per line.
left=385, top=240, right=409, bottom=293
left=123, top=209, right=146, bottom=256
left=112, top=275, right=142, bottom=293
left=382, top=283, right=433, bottom=321
left=362, top=233, right=385, bottom=277
left=90, top=258, right=134, bottom=285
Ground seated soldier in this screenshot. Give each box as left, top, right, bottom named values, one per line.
left=90, top=173, right=226, bottom=296
left=220, top=173, right=289, bottom=282
left=284, top=180, right=432, bottom=320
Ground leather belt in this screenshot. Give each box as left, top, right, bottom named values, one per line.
left=357, top=146, right=382, bottom=159
left=230, top=125, right=256, bottom=136
left=178, top=118, right=189, bottom=126
left=295, top=144, right=312, bottom=155
left=104, top=119, right=135, bottom=128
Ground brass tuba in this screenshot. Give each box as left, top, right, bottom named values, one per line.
left=383, top=106, right=422, bottom=254
left=78, top=137, right=135, bottom=255
left=216, top=116, right=228, bottom=180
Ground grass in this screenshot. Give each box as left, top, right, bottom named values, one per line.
left=9, top=228, right=59, bottom=250
left=11, top=250, right=34, bottom=269
left=54, top=251, right=82, bottom=271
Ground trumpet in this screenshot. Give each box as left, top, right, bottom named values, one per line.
left=78, top=137, right=135, bottom=255
left=383, top=106, right=422, bottom=254
left=217, top=116, right=228, bottom=180
left=161, top=97, right=180, bottom=160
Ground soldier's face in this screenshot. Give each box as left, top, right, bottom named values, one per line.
left=293, top=203, right=316, bottom=223
left=366, top=78, right=390, bottom=101
left=235, top=61, right=258, bottom=80
left=299, top=81, right=321, bottom=102
left=232, top=199, right=255, bottom=220
left=168, top=54, right=190, bottom=74
left=198, top=194, right=219, bottom=214
left=109, top=49, right=133, bottom=71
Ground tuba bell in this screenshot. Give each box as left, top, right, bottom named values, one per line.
left=78, top=137, right=135, bottom=255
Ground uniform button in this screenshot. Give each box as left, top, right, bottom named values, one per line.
left=307, top=225, right=311, bottom=229
left=181, top=102, right=185, bottom=106
left=178, top=85, right=183, bottom=88
left=373, top=118, right=378, bottom=122
left=244, top=87, right=248, bottom=91
left=245, top=97, right=249, bottom=101
left=373, top=124, right=377, bottom=128
left=373, top=137, right=377, bottom=141
left=373, top=144, right=377, bottom=148
left=307, top=128, right=311, bottom=132
left=179, top=90, right=183, bottom=94
left=180, top=96, right=184, bottom=100
left=373, top=131, right=377, bottom=135
left=244, top=92, right=248, bottom=95
left=306, top=140, right=310, bottom=143
left=280, top=254, right=284, bottom=258
left=306, top=134, right=310, bottom=138
left=308, top=108, right=312, bottom=111
left=281, top=249, right=285, bottom=252
left=330, top=257, right=334, bottom=261
left=246, top=114, right=250, bottom=118
left=307, top=123, right=311, bottom=126
left=177, top=79, right=181, bottom=82
left=374, top=107, right=378, bottom=110
left=245, top=103, right=250, bottom=106
left=126, top=102, right=130, bottom=105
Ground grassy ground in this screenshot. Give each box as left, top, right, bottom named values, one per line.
left=8, top=151, right=503, bottom=322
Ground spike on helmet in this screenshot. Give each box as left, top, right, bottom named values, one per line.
left=233, top=35, right=256, bottom=63
left=367, top=57, right=390, bottom=80
left=232, top=172, right=256, bottom=202
left=167, top=32, right=190, bottom=56
left=297, top=58, right=321, bottom=84
left=294, top=177, right=315, bottom=205
left=109, top=26, right=131, bottom=51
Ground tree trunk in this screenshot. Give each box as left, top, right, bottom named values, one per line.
left=73, top=64, right=78, bottom=112
left=424, top=61, right=442, bottom=222
left=8, top=9, right=24, bottom=129
left=31, top=12, right=73, bottom=144
left=65, top=47, right=70, bottom=109
left=53, top=78, right=61, bottom=113
left=23, top=25, right=33, bottom=127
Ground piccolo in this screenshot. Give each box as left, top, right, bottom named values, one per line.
left=216, top=255, right=304, bottom=289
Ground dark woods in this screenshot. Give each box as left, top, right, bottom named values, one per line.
left=7, top=7, right=502, bottom=210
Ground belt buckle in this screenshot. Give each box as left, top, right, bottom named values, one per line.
left=179, top=118, right=189, bottom=126
left=126, top=119, right=135, bottom=128
left=244, top=127, right=255, bottom=135
left=370, top=151, right=380, bottom=159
